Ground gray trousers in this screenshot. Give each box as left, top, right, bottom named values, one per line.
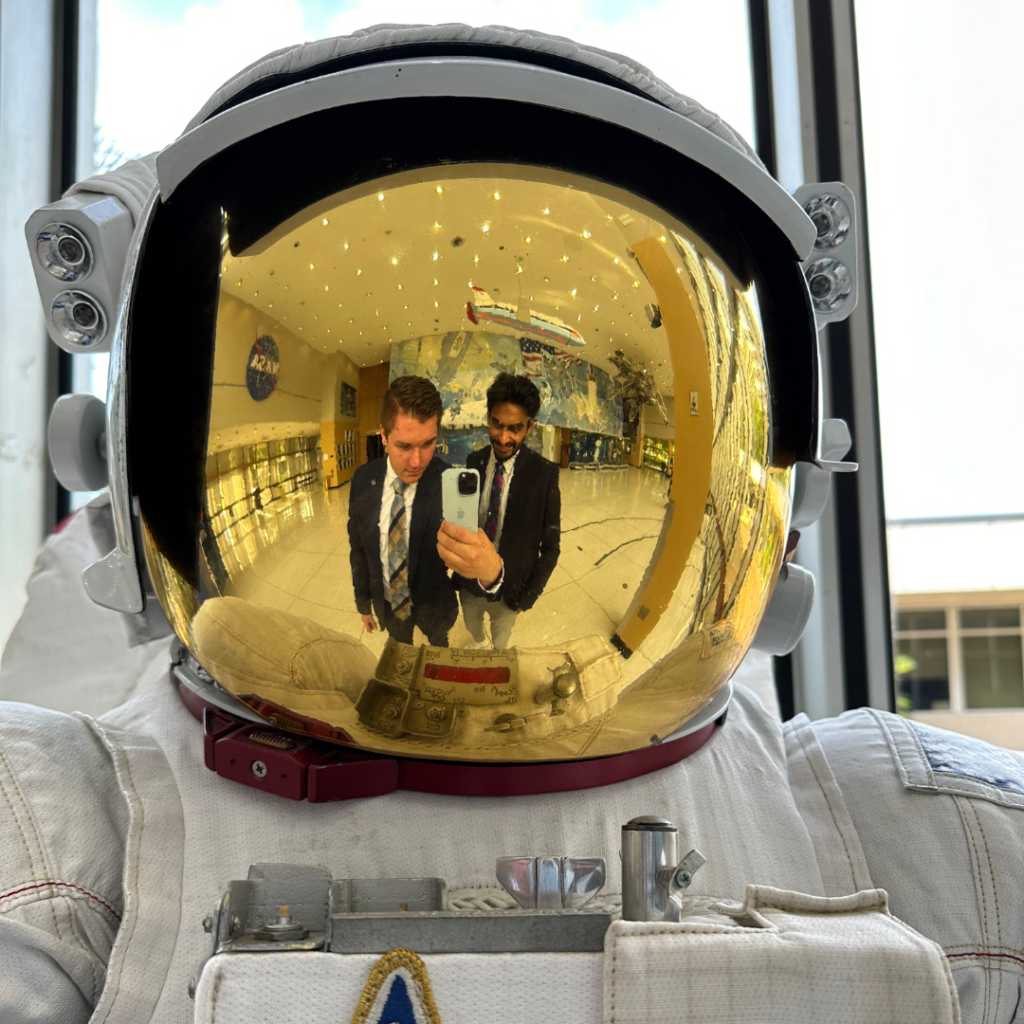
left=460, top=591, right=519, bottom=648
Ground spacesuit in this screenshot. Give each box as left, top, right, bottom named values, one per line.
left=2, top=24, right=1023, bottom=1024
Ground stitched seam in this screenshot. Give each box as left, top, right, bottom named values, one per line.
left=953, top=794, right=990, bottom=1024
left=289, top=637, right=358, bottom=688
left=795, top=723, right=858, bottom=891
left=0, top=744, right=65, bottom=946
left=972, top=801, right=1003, bottom=1023
left=949, top=952, right=1024, bottom=968
left=93, top=743, right=144, bottom=1024
left=0, top=881, right=122, bottom=921
left=946, top=945, right=1024, bottom=954
left=620, top=925, right=780, bottom=936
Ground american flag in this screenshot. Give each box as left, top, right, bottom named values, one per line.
left=519, top=338, right=584, bottom=378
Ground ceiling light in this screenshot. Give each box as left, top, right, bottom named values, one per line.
left=309, top=263, right=314, bottom=270
left=377, top=193, right=384, bottom=201
left=436, top=186, right=443, bottom=194
left=322, top=218, right=329, bottom=226
left=432, top=252, right=439, bottom=261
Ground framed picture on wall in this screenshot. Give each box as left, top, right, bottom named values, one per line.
left=339, top=382, right=357, bottom=419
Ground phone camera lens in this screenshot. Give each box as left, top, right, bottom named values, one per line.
left=458, top=472, right=478, bottom=496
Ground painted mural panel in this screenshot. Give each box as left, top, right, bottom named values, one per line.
left=518, top=338, right=622, bottom=437
left=390, top=331, right=623, bottom=437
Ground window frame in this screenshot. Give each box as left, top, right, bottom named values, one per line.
left=894, top=591, right=1024, bottom=714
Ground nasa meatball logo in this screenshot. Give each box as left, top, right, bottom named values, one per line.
left=246, top=334, right=280, bottom=401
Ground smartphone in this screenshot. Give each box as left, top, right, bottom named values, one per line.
left=441, top=467, right=480, bottom=530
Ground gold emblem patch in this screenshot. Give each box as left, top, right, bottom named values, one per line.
left=350, top=948, right=442, bottom=1024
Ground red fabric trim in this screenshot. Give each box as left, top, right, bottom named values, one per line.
left=947, top=951, right=1024, bottom=968
left=52, top=511, right=78, bottom=535
left=0, top=880, right=122, bottom=920
left=178, top=681, right=719, bottom=800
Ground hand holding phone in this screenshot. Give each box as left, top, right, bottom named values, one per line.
left=441, top=468, right=480, bottom=530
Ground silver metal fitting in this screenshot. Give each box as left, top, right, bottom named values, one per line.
left=620, top=815, right=705, bottom=922
left=254, top=905, right=309, bottom=941
left=495, top=855, right=606, bottom=910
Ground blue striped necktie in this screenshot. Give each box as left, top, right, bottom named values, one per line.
left=387, top=478, right=411, bottom=620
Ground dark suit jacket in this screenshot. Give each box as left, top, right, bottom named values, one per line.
left=457, top=444, right=561, bottom=612
left=347, top=457, right=458, bottom=634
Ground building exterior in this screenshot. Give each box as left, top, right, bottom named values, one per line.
left=888, top=516, right=1024, bottom=750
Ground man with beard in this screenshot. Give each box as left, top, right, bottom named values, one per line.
left=437, top=373, right=561, bottom=648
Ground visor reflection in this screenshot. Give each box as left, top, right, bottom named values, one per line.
left=147, top=167, right=789, bottom=761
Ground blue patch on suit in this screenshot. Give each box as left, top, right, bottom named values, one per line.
left=377, top=975, right=417, bottom=1024
left=911, top=720, right=1024, bottom=794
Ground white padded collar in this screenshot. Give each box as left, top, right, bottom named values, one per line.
left=184, top=22, right=762, bottom=166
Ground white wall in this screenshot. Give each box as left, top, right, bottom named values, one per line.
left=0, top=0, right=58, bottom=653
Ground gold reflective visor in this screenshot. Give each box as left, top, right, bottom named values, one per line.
left=144, top=165, right=790, bottom=762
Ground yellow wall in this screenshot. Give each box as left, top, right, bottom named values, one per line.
left=319, top=352, right=361, bottom=488
left=618, top=238, right=712, bottom=653
left=210, top=292, right=360, bottom=477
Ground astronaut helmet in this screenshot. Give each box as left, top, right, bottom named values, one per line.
left=33, top=25, right=858, bottom=798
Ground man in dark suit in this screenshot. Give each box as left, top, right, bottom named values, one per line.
left=437, top=373, right=560, bottom=649
left=348, top=376, right=457, bottom=646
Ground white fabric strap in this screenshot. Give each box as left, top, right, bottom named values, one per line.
left=193, top=949, right=603, bottom=1024
left=604, top=885, right=960, bottom=1024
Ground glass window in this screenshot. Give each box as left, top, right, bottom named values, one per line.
left=960, top=608, right=1020, bottom=630
left=896, top=609, right=946, bottom=631
left=963, top=636, right=1024, bottom=709
left=895, top=636, right=949, bottom=712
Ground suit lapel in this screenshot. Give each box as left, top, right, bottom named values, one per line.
left=501, top=447, right=531, bottom=536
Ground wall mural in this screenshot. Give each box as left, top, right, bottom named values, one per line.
left=390, top=330, right=623, bottom=436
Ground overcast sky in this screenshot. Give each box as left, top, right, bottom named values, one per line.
left=94, top=0, right=1024, bottom=522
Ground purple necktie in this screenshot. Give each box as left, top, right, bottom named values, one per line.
left=484, top=459, right=505, bottom=542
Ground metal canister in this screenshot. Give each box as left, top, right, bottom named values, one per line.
left=621, top=815, right=679, bottom=922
